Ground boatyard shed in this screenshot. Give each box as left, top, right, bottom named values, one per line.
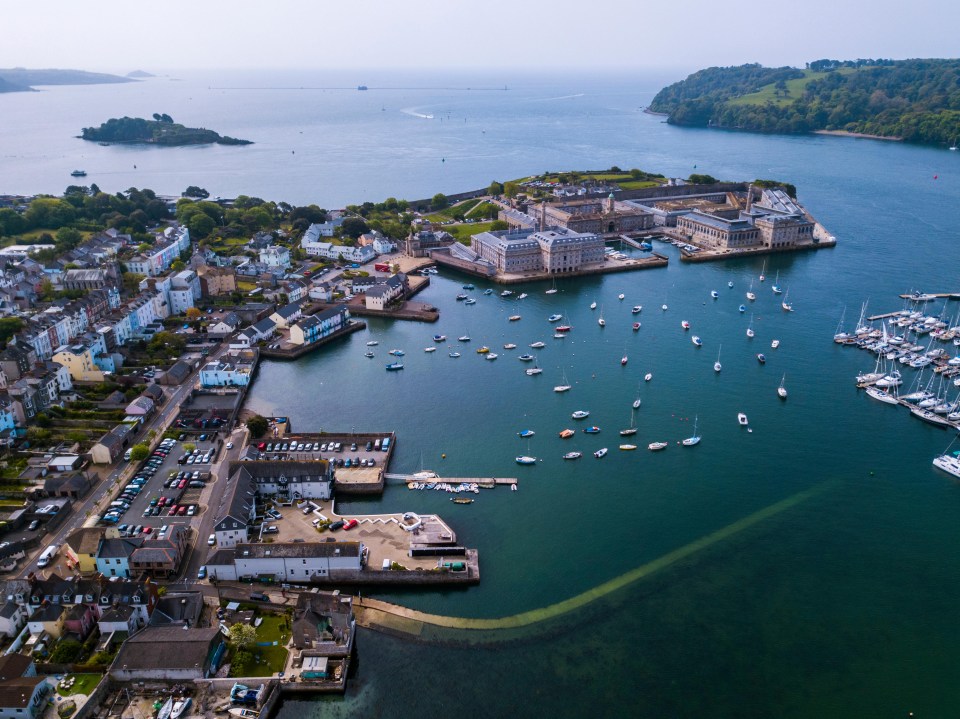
left=110, top=625, right=224, bottom=681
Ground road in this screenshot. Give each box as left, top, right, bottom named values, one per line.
left=18, top=340, right=237, bottom=579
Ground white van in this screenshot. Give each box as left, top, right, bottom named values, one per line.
left=123, top=448, right=132, bottom=461
left=37, top=545, right=59, bottom=568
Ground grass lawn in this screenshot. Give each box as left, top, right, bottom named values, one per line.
left=447, top=221, right=495, bottom=244
left=236, top=281, right=257, bottom=292
left=728, top=67, right=859, bottom=108
left=231, top=645, right=288, bottom=677
left=424, top=198, right=484, bottom=222
left=57, top=674, right=102, bottom=697
left=255, top=614, right=289, bottom=644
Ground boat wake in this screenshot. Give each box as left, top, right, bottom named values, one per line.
left=400, top=107, right=435, bottom=119
left=531, top=93, right=585, bottom=102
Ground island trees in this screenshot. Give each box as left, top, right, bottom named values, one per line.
left=247, top=414, right=269, bottom=438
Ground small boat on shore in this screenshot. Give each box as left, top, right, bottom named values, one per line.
left=171, top=699, right=192, bottom=719
left=516, top=455, right=537, bottom=465
left=157, top=698, right=174, bottom=719
left=594, top=447, right=608, bottom=458
left=648, top=441, right=668, bottom=451
left=563, top=451, right=582, bottom=460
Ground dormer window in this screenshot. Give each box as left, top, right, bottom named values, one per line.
left=85, top=595, right=93, bottom=603
left=62, top=593, right=71, bottom=603
left=15, top=594, right=23, bottom=603
left=132, top=595, right=140, bottom=604
left=100, top=596, right=109, bottom=604
left=30, top=596, right=39, bottom=604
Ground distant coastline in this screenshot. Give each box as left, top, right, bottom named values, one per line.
left=0, top=67, right=132, bottom=93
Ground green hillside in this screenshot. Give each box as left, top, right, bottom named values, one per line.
left=649, top=59, right=960, bottom=146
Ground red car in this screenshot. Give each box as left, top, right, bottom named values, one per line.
left=168, top=505, right=179, bottom=516
left=177, top=505, right=188, bottom=516
left=342, top=519, right=359, bottom=530
left=178, top=479, right=188, bottom=489
left=143, top=526, right=152, bottom=534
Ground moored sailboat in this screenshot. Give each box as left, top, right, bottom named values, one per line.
left=682, top=416, right=701, bottom=446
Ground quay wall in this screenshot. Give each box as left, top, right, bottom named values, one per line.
left=676, top=238, right=837, bottom=263
left=259, top=320, right=366, bottom=360
left=433, top=253, right=669, bottom=285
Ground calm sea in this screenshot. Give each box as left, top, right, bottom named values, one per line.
left=6, top=70, right=960, bottom=717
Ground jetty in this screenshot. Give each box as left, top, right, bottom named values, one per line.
left=384, top=473, right=518, bottom=487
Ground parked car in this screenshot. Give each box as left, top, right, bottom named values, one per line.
left=207, top=534, right=216, bottom=546
left=28, top=519, right=40, bottom=531
left=343, top=519, right=359, bottom=530
left=329, top=520, right=345, bottom=531
left=226, top=441, right=234, bottom=449
left=263, top=525, right=279, bottom=534
left=249, top=592, right=269, bottom=601
left=197, top=566, right=207, bottom=579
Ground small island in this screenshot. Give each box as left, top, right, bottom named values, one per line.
left=80, top=113, right=252, bottom=146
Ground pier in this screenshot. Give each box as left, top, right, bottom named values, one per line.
left=384, top=473, right=518, bottom=487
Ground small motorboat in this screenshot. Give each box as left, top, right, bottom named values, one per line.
left=633, top=322, right=641, bottom=331
left=456, top=293, right=468, bottom=301
left=583, top=426, right=601, bottom=434
left=691, top=335, right=702, bottom=347
left=504, top=343, right=517, bottom=349
left=757, top=353, right=766, bottom=364
left=518, top=429, right=536, bottom=438
left=364, top=351, right=375, bottom=358
left=728, top=281, right=734, bottom=288
left=508, top=315, right=522, bottom=321
left=462, top=284, right=475, bottom=290
left=631, top=305, right=642, bottom=314
left=738, top=413, right=749, bottom=426
left=621, top=355, right=628, bottom=366
left=485, top=353, right=498, bottom=360
left=554, top=383, right=572, bottom=393
left=433, top=334, right=446, bottom=342
left=559, top=429, right=575, bottom=438
left=366, top=341, right=379, bottom=346
left=525, top=366, right=542, bottom=375
left=476, top=346, right=490, bottom=354
left=448, top=352, right=461, bottom=358
left=563, top=451, right=582, bottom=460
left=590, top=302, right=598, bottom=310
left=465, top=298, right=477, bottom=305
left=618, top=293, right=625, bottom=300
left=548, top=314, right=563, bottom=322
left=530, top=341, right=546, bottom=348
left=644, top=373, right=652, bottom=382
left=451, top=497, right=474, bottom=504
left=554, top=333, right=566, bottom=339
left=518, top=354, right=535, bottom=361
left=648, top=441, right=668, bottom=451
left=501, top=290, right=514, bottom=297
left=710, top=290, right=719, bottom=299
left=739, top=305, right=746, bottom=313
left=594, top=447, right=608, bottom=458
left=619, top=444, right=637, bottom=450
left=771, top=339, right=780, bottom=348
left=632, top=398, right=641, bottom=409
left=572, top=410, right=590, bottom=419
left=518, top=293, right=528, bottom=299
left=70, top=169, right=87, bottom=177
left=483, top=288, right=494, bottom=295
left=661, top=304, right=668, bottom=311
left=424, top=347, right=436, bottom=352
left=681, top=321, right=690, bottom=330
left=157, top=698, right=174, bottom=719
left=515, top=456, right=537, bottom=465
left=385, top=362, right=404, bottom=371
left=555, top=325, right=572, bottom=332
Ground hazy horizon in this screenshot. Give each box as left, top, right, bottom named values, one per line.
left=3, top=0, right=958, bottom=74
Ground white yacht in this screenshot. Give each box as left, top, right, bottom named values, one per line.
left=933, top=453, right=960, bottom=479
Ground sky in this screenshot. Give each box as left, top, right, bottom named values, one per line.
left=4, top=0, right=959, bottom=73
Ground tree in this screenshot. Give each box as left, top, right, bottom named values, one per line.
left=688, top=174, right=718, bottom=185
left=490, top=220, right=509, bottom=231
left=503, top=182, right=519, bottom=198
left=56, top=226, right=83, bottom=251
left=431, top=193, right=448, bottom=210
left=340, top=217, right=369, bottom=239
left=170, top=259, right=186, bottom=272
left=187, top=212, right=216, bottom=239
left=183, top=186, right=210, bottom=199
left=183, top=443, right=196, bottom=453
left=121, top=272, right=145, bottom=296
left=129, top=444, right=150, bottom=461
left=49, top=640, right=84, bottom=663
left=247, top=414, right=269, bottom=438
left=488, top=181, right=503, bottom=196
left=229, top=623, right=257, bottom=649
left=186, top=307, right=202, bottom=320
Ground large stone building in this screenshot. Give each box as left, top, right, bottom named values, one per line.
left=542, top=195, right=654, bottom=235
left=470, top=226, right=605, bottom=275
